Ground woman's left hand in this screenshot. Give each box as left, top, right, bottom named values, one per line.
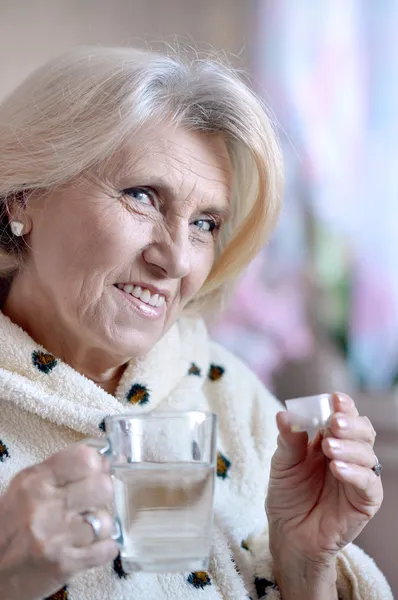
left=267, top=392, right=383, bottom=568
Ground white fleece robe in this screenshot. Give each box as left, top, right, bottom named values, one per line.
left=0, top=310, right=393, bottom=600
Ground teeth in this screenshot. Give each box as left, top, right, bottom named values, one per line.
left=119, top=283, right=166, bottom=308
left=140, top=289, right=151, bottom=303
left=148, top=294, right=159, bottom=306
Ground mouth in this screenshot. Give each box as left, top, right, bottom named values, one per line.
left=113, top=283, right=167, bottom=320
left=115, top=283, right=166, bottom=308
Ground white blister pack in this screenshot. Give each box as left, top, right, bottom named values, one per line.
left=285, top=394, right=333, bottom=437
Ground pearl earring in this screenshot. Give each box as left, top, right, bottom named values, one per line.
left=10, top=220, right=24, bottom=236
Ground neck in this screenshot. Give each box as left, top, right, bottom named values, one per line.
left=87, top=364, right=127, bottom=394
left=3, top=282, right=129, bottom=395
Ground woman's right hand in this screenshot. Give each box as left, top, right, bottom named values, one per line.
left=0, top=443, right=119, bottom=600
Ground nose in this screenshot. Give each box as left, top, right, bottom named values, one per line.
left=142, top=221, right=191, bottom=280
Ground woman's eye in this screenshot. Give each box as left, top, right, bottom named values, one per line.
left=123, top=187, right=155, bottom=206
left=194, top=219, right=219, bottom=234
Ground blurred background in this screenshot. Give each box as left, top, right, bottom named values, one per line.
left=1, top=0, right=397, bottom=594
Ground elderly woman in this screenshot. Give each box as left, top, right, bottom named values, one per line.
left=0, top=47, right=392, bottom=600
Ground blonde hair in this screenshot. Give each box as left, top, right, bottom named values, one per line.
left=0, top=45, right=283, bottom=312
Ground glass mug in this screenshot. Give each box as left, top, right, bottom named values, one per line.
left=86, top=411, right=217, bottom=573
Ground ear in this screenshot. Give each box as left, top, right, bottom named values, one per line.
left=5, top=191, right=33, bottom=236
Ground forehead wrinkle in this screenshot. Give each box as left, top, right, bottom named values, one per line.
left=168, top=162, right=230, bottom=216
left=162, top=139, right=232, bottom=194
left=152, top=149, right=231, bottom=213
left=117, top=150, right=229, bottom=214
left=108, top=130, right=231, bottom=212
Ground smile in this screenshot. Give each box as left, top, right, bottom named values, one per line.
left=115, top=283, right=166, bottom=308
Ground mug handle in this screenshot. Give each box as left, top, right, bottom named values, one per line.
left=82, top=437, right=123, bottom=545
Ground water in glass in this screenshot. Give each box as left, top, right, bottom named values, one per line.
left=113, top=461, right=215, bottom=572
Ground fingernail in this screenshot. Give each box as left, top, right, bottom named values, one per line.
left=334, top=460, right=349, bottom=470
left=291, top=424, right=301, bottom=432
left=336, top=417, right=348, bottom=429
left=336, top=392, right=347, bottom=404
left=328, top=439, right=341, bottom=449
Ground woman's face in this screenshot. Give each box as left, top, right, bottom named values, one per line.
left=13, top=125, right=232, bottom=360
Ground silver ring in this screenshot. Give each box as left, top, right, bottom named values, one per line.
left=371, top=456, right=383, bottom=477
left=82, top=511, right=102, bottom=542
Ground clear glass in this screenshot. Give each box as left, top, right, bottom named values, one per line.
left=97, top=411, right=217, bottom=573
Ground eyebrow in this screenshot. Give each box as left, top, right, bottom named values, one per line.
left=125, top=177, right=231, bottom=221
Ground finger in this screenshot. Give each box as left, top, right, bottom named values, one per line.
left=100, top=455, right=111, bottom=473
left=328, top=413, right=376, bottom=446
left=330, top=392, right=359, bottom=418
left=68, top=510, right=115, bottom=547
left=273, top=411, right=309, bottom=466
left=64, top=473, right=114, bottom=512
left=69, top=539, right=119, bottom=571
left=308, top=428, right=324, bottom=452
left=329, top=460, right=382, bottom=516
left=45, top=445, right=105, bottom=486
left=322, top=438, right=377, bottom=469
